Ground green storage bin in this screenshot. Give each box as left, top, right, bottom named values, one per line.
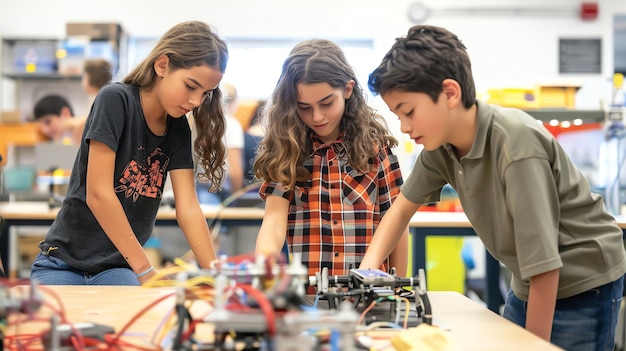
left=3, top=166, right=36, bottom=192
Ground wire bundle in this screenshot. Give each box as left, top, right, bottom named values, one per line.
left=1, top=254, right=425, bottom=351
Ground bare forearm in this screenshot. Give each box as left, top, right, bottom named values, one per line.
left=256, top=226, right=287, bottom=257
left=361, top=217, right=407, bottom=270
left=527, top=269, right=559, bottom=341
left=256, top=195, right=289, bottom=257
left=389, top=227, right=409, bottom=277
left=177, top=205, right=217, bottom=268
left=360, top=194, right=418, bottom=270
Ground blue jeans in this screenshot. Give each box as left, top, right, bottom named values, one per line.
left=30, top=253, right=140, bottom=286
left=502, top=276, right=624, bottom=351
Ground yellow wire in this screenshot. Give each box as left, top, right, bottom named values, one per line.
left=154, top=308, right=177, bottom=345
left=185, top=276, right=215, bottom=287
left=173, top=257, right=196, bottom=270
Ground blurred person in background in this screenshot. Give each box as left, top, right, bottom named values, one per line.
left=243, top=99, right=266, bottom=186
left=195, top=82, right=244, bottom=204
left=82, top=58, right=113, bottom=107
left=33, top=94, right=86, bottom=145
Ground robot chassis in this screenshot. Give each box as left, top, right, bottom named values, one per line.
left=197, top=254, right=432, bottom=351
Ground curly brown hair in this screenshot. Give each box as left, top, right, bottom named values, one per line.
left=254, top=39, right=397, bottom=189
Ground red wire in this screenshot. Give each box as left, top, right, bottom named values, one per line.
left=4, top=284, right=184, bottom=351
left=36, top=285, right=68, bottom=319
left=103, top=334, right=160, bottom=351
left=225, top=252, right=256, bottom=263
left=4, top=333, right=43, bottom=351
left=4, top=264, right=289, bottom=350
left=4, top=285, right=87, bottom=351
left=70, top=335, right=108, bottom=351
left=179, top=319, right=199, bottom=344
left=106, top=291, right=176, bottom=348
left=235, top=283, right=277, bottom=336
left=357, top=300, right=379, bottom=325
left=263, top=256, right=274, bottom=280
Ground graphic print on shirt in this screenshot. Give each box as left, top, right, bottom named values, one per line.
left=114, top=147, right=170, bottom=202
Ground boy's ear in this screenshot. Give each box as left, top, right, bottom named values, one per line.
left=59, top=106, right=73, bottom=118
left=154, top=55, right=170, bottom=76
left=442, top=79, right=462, bottom=107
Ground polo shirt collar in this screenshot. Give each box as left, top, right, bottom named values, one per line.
left=442, top=100, right=490, bottom=160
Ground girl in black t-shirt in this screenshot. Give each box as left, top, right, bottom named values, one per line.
left=31, top=21, right=229, bottom=285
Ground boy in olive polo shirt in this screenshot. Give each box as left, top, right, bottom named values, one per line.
left=359, top=25, right=626, bottom=351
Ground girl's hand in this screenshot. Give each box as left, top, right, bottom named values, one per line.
left=138, top=268, right=170, bottom=284
left=138, top=268, right=157, bottom=284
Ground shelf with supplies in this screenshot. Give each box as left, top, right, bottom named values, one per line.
left=0, top=23, right=125, bottom=123
left=1, top=37, right=62, bottom=76
left=0, top=36, right=90, bottom=123
left=485, top=83, right=607, bottom=124
left=2, top=72, right=83, bottom=80
left=522, top=109, right=606, bottom=123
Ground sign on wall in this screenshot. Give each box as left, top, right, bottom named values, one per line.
left=559, top=38, right=602, bottom=74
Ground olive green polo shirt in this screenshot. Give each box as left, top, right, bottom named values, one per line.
left=402, top=100, right=626, bottom=300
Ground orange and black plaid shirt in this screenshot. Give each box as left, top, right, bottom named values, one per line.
left=259, top=135, right=403, bottom=278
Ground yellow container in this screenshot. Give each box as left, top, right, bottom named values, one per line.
left=537, top=84, right=580, bottom=108
left=486, top=88, right=539, bottom=108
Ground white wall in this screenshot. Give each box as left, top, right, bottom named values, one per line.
left=1, top=0, right=625, bottom=108
left=2, top=0, right=624, bottom=175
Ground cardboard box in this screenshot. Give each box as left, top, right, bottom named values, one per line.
left=0, top=110, right=21, bottom=123
left=486, top=87, right=539, bottom=109
left=486, top=84, right=581, bottom=109
left=57, top=40, right=87, bottom=75
left=66, top=23, right=122, bottom=42
left=538, top=84, right=580, bottom=108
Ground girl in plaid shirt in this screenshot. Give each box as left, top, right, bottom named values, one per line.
left=253, top=39, right=409, bottom=278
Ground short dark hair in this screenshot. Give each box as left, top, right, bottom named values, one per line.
left=33, top=95, right=74, bottom=120
left=83, top=58, right=113, bottom=90
left=368, top=25, right=476, bottom=109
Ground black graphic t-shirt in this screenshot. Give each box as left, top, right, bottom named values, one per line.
left=44, top=83, right=193, bottom=273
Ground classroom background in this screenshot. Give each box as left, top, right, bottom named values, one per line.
left=1, top=0, right=626, bottom=323
left=1, top=0, right=625, bottom=173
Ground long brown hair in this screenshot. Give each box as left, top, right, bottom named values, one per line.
left=123, top=21, right=229, bottom=189
left=254, top=39, right=397, bottom=189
